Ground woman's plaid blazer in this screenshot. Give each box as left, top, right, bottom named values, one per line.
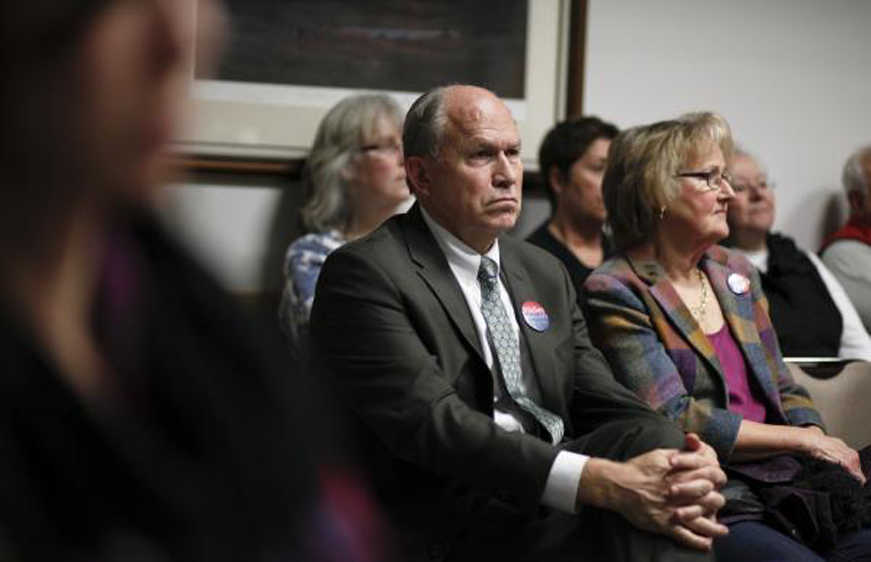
left=584, top=245, right=823, bottom=460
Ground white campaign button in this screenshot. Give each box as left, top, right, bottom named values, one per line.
left=727, top=273, right=750, bottom=294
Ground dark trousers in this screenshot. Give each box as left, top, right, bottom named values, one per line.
left=447, top=417, right=714, bottom=562
left=716, top=521, right=871, bottom=562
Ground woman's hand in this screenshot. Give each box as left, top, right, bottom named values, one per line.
left=800, top=426, right=865, bottom=484
left=734, top=419, right=865, bottom=483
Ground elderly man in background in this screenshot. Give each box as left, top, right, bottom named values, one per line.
left=311, top=84, right=727, bottom=561
left=822, top=145, right=871, bottom=332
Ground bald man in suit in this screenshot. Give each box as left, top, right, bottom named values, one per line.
left=310, top=85, right=727, bottom=561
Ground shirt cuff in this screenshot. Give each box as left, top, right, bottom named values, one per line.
left=540, top=450, right=588, bottom=513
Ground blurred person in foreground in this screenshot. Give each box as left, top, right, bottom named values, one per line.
left=822, top=145, right=871, bottom=333
left=724, top=149, right=871, bottom=360
left=279, top=94, right=410, bottom=353
left=311, top=84, right=729, bottom=562
left=527, top=116, right=618, bottom=302
left=585, top=112, right=871, bottom=561
left=0, top=1, right=386, bottom=561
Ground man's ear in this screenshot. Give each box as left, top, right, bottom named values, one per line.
left=406, top=156, right=431, bottom=198
left=548, top=165, right=565, bottom=197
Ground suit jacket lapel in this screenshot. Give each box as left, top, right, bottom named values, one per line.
left=499, top=244, right=563, bottom=414
left=628, top=255, right=723, bottom=391
left=704, top=255, right=783, bottom=412
left=403, top=205, right=486, bottom=362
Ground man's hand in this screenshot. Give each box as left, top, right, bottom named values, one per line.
left=577, top=440, right=728, bottom=551
left=666, top=433, right=725, bottom=502
left=665, top=433, right=727, bottom=542
left=682, top=433, right=719, bottom=465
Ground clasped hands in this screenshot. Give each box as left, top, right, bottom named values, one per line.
left=579, top=433, right=728, bottom=551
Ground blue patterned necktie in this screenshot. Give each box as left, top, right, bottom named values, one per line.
left=477, top=256, right=564, bottom=445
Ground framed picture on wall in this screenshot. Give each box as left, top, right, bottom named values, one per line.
left=174, top=0, right=575, bottom=169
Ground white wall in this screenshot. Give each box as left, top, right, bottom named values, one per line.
left=159, top=184, right=285, bottom=293
left=584, top=0, right=871, bottom=250
left=163, top=0, right=871, bottom=293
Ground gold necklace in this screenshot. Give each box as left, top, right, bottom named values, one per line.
left=689, top=268, right=708, bottom=321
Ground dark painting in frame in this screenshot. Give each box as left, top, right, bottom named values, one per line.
left=204, top=0, right=527, bottom=98
left=176, top=0, right=585, bottom=172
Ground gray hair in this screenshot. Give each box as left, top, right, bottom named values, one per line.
left=301, top=93, right=403, bottom=233
left=729, top=146, right=769, bottom=176
left=842, top=145, right=871, bottom=201
left=732, top=145, right=756, bottom=164
left=402, top=86, right=449, bottom=160
left=603, top=111, right=734, bottom=252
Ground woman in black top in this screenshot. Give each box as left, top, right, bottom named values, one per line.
left=527, top=117, right=618, bottom=300
left=725, top=149, right=871, bottom=360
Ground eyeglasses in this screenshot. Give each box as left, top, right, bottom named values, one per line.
left=731, top=179, right=776, bottom=193
left=675, top=169, right=733, bottom=192
left=359, top=141, right=402, bottom=157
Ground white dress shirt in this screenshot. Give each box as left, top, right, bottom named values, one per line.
left=420, top=208, right=587, bottom=514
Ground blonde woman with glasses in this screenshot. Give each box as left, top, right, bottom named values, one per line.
left=584, top=112, right=871, bottom=561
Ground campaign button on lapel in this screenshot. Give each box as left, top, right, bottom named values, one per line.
left=727, top=273, right=750, bottom=295
left=521, top=301, right=549, bottom=331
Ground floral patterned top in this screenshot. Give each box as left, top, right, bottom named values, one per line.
left=279, top=230, right=345, bottom=350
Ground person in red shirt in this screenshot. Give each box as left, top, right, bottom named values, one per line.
left=821, top=145, right=871, bottom=332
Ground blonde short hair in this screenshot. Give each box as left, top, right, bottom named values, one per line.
left=603, top=112, right=734, bottom=252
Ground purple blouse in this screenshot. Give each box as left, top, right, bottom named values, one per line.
left=707, top=323, right=768, bottom=423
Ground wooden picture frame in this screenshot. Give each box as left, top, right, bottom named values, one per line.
left=175, top=0, right=587, bottom=176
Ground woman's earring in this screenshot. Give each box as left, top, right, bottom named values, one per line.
left=659, top=206, right=667, bottom=220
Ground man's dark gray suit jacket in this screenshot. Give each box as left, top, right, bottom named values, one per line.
left=310, top=204, right=691, bottom=561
